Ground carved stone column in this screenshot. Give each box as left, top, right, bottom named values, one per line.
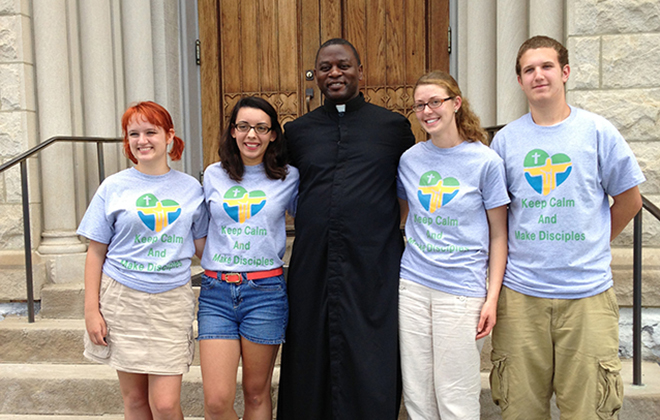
left=466, top=0, right=496, bottom=126
left=79, top=0, right=119, bottom=177
left=33, top=0, right=87, bottom=261
left=530, top=0, right=564, bottom=41
left=121, top=0, right=155, bottom=103
left=497, top=0, right=528, bottom=125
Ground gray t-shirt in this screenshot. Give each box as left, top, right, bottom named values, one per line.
left=77, top=167, right=209, bottom=293
left=200, top=162, right=299, bottom=272
left=491, top=106, right=646, bottom=299
left=397, top=140, right=510, bottom=297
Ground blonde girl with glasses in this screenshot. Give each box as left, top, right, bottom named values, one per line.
left=396, top=71, right=509, bottom=419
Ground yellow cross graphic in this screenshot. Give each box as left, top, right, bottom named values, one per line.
left=524, top=157, right=572, bottom=196
left=419, top=181, right=460, bottom=213
left=138, top=202, right=180, bottom=232
left=224, top=195, right=266, bottom=223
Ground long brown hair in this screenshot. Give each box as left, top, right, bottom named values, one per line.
left=219, top=96, right=288, bottom=182
left=414, top=71, right=487, bottom=145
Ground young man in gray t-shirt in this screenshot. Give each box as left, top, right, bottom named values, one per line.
left=489, top=35, right=645, bottom=420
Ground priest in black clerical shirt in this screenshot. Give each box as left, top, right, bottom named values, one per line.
left=277, top=38, right=416, bottom=420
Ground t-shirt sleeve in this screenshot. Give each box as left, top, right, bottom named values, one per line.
left=287, top=176, right=299, bottom=218
left=192, top=198, right=209, bottom=240
left=396, top=164, right=408, bottom=201
left=76, top=185, right=114, bottom=244
left=490, top=133, right=504, bottom=159
left=597, top=121, right=646, bottom=197
left=482, top=155, right=511, bottom=210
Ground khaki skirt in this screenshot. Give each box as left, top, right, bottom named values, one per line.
left=84, top=273, right=195, bottom=375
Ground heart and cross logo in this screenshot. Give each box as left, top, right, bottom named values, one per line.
left=136, top=193, right=181, bottom=232
left=523, top=149, right=572, bottom=196
left=223, top=186, right=267, bottom=223
left=417, top=170, right=460, bottom=212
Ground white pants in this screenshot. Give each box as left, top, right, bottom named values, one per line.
left=398, top=278, right=485, bottom=420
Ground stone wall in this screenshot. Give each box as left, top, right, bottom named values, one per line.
left=567, top=1, right=660, bottom=278
left=0, top=0, right=46, bottom=300
left=567, top=0, right=660, bottom=249
left=0, top=0, right=39, bottom=251
left=566, top=0, right=660, bottom=360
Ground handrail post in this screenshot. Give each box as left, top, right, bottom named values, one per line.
left=20, top=161, right=35, bottom=323
left=97, top=142, right=106, bottom=182
left=632, top=210, right=643, bottom=385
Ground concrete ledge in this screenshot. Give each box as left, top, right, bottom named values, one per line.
left=0, top=253, right=46, bottom=301
left=0, top=365, right=225, bottom=417
left=0, top=318, right=86, bottom=363
left=0, top=361, right=657, bottom=419
left=0, top=317, right=202, bottom=366
left=0, top=417, right=203, bottom=420
left=39, top=283, right=84, bottom=319
left=38, top=283, right=203, bottom=319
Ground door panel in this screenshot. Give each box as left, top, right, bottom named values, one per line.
left=199, top=0, right=449, bottom=168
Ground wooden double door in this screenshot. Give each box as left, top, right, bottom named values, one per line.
left=199, top=0, right=450, bottom=168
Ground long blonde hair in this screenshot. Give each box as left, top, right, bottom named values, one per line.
left=414, top=71, right=487, bottom=145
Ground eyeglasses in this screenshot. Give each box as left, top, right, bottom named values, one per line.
left=233, top=122, right=272, bottom=135
left=412, top=96, right=454, bottom=112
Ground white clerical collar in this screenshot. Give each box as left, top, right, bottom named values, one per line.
left=336, top=104, right=346, bottom=113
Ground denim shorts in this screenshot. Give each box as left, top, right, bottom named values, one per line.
left=197, top=272, right=289, bottom=345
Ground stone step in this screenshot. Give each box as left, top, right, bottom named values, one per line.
left=39, top=283, right=85, bottom=319
left=38, top=283, right=203, bottom=319
left=4, top=315, right=659, bottom=375
left=0, top=318, right=87, bottom=364
left=0, top=361, right=658, bottom=419
left=612, top=247, right=660, bottom=307
left=0, top=364, right=206, bottom=417
left=36, top=266, right=660, bottom=321
left=0, top=315, right=484, bottom=370
left=0, top=317, right=204, bottom=366
left=0, top=417, right=203, bottom=420
left=0, top=251, right=47, bottom=301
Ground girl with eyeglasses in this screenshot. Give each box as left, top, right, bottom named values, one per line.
left=396, top=71, right=509, bottom=419
left=197, top=96, right=298, bottom=420
left=78, top=101, right=208, bottom=420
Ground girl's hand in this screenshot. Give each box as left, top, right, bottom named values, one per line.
left=85, top=309, right=108, bottom=346
left=476, top=299, right=497, bottom=340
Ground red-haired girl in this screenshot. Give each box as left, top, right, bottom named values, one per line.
left=78, top=101, right=208, bottom=420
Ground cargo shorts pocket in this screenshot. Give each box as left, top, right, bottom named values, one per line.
left=490, top=354, right=509, bottom=411
left=597, top=358, right=623, bottom=419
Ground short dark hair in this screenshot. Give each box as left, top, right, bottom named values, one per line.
left=218, top=96, right=288, bottom=182
left=516, top=35, right=569, bottom=77
left=315, top=38, right=362, bottom=67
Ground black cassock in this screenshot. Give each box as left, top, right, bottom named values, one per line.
left=277, top=93, right=415, bottom=420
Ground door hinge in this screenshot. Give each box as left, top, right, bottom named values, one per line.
left=448, top=26, right=452, bottom=54
left=195, top=39, right=201, bottom=65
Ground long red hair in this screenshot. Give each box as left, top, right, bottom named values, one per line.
left=121, top=101, right=184, bottom=164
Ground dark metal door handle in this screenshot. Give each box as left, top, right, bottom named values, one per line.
left=305, top=88, right=314, bottom=113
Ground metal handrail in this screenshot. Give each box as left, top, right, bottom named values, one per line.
left=0, top=136, right=123, bottom=322
left=631, top=195, right=660, bottom=385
